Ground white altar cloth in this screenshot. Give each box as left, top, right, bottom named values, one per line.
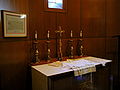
left=32, top=57, right=111, bottom=77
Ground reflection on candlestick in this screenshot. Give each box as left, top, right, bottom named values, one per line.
left=35, top=49, right=40, bottom=62
left=80, top=45, right=84, bottom=56
left=80, top=30, right=82, bottom=37
left=47, top=30, right=50, bottom=39
left=46, top=40, right=51, bottom=61
left=35, top=30, right=38, bottom=39
left=36, top=49, right=39, bottom=53
left=71, top=30, right=73, bottom=38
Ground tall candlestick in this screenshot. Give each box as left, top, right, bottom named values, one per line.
left=47, top=30, right=50, bottom=39
left=70, top=30, right=73, bottom=38
left=35, top=30, right=37, bottom=39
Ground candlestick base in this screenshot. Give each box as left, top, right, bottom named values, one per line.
left=57, top=57, right=62, bottom=61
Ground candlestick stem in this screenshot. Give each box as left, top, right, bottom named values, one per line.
left=46, top=40, right=51, bottom=61
left=35, top=30, right=38, bottom=40
left=47, top=30, right=50, bottom=39
left=33, top=30, right=40, bottom=63
left=71, top=30, right=73, bottom=38
left=80, top=30, right=82, bottom=38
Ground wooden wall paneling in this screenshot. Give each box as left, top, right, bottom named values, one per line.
left=29, top=13, right=45, bottom=39
left=13, top=0, right=29, bottom=13
left=106, top=38, right=118, bottom=60
left=67, top=0, right=80, bottom=38
left=0, top=41, right=30, bottom=90
left=56, top=0, right=81, bottom=39
left=29, top=13, right=57, bottom=39
left=114, top=0, right=120, bottom=36
left=106, top=0, right=120, bottom=36
left=0, top=0, right=30, bottom=90
left=0, top=63, right=26, bottom=90
left=106, top=0, right=115, bottom=37
left=29, top=0, right=57, bottom=39
left=56, top=13, right=69, bottom=38
left=106, top=0, right=120, bottom=89
left=0, top=41, right=28, bottom=64
left=83, top=38, right=106, bottom=58
left=43, top=12, right=57, bottom=39
left=29, top=0, right=44, bottom=39
left=80, top=0, right=106, bottom=37
left=106, top=37, right=118, bottom=67
left=29, top=0, right=44, bottom=13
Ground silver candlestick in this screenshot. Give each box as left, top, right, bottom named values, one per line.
left=68, top=39, right=74, bottom=58
left=46, top=30, right=51, bottom=61
left=77, top=30, right=84, bottom=56
left=69, top=30, right=74, bottom=58
left=80, top=30, right=84, bottom=56
left=33, top=30, right=40, bottom=63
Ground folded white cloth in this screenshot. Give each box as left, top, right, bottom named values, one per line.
left=84, top=57, right=112, bottom=66
left=48, top=57, right=111, bottom=76
left=62, top=59, right=96, bottom=76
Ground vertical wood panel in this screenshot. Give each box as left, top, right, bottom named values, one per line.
left=67, top=0, right=80, bottom=38
left=0, top=0, right=30, bottom=90
left=83, top=38, right=106, bottom=58
left=81, top=0, right=106, bottom=37
left=106, top=0, right=120, bottom=88
left=0, top=41, right=31, bottom=90
left=43, top=13, right=57, bottom=39
left=56, top=0, right=80, bottom=38
left=29, top=0, right=57, bottom=39
left=106, top=0, right=120, bottom=36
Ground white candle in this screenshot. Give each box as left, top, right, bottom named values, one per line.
left=47, top=30, right=50, bottom=39
left=80, top=30, right=82, bottom=37
left=71, top=30, right=73, bottom=38
left=35, top=31, right=37, bottom=39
